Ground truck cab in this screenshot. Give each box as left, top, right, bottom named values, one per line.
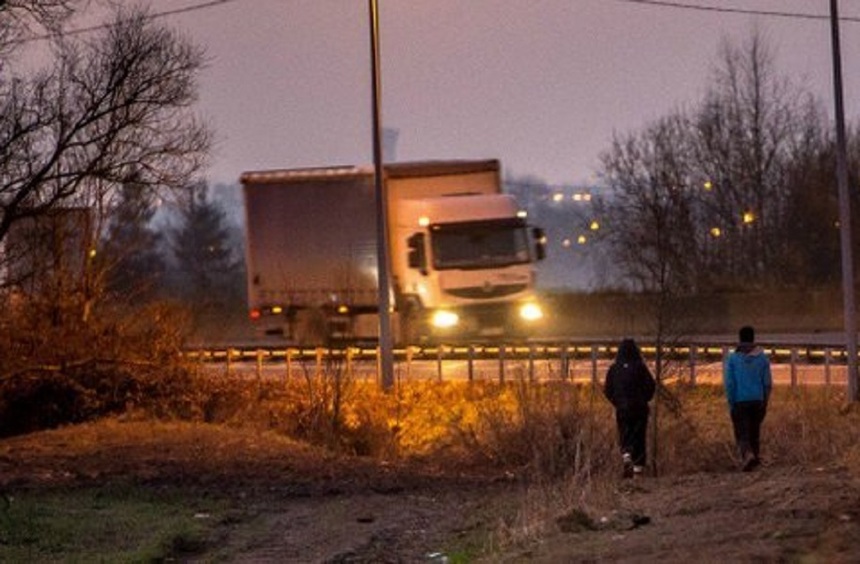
left=393, top=193, right=546, bottom=341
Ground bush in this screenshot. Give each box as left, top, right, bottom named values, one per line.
left=0, top=298, right=200, bottom=437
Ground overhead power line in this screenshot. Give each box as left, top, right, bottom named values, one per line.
left=615, top=0, right=860, bottom=23
left=19, top=0, right=241, bottom=43
left=18, top=0, right=860, bottom=44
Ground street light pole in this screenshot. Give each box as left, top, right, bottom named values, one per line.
left=829, top=0, right=858, bottom=402
left=368, top=0, right=395, bottom=391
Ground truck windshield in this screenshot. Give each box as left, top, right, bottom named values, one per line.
left=430, top=219, right=531, bottom=270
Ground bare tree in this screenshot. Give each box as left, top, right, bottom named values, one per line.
left=0, top=2, right=211, bottom=345
left=597, top=112, right=700, bottom=296
left=0, top=5, right=211, bottom=269
left=0, top=0, right=78, bottom=59
left=598, top=29, right=836, bottom=293
left=691, top=29, right=823, bottom=287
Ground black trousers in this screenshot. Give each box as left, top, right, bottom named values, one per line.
left=615, top=407, right=649, bottom=466
left=731, top=400, right=766, bottom=459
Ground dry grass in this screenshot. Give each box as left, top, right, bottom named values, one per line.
left=151, top=366, right=860, bottom=555
left=3, top=351, right=860, bottom=560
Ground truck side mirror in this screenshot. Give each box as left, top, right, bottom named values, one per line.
left=407, top=232, right=428, bottom=275
left=532, top=227, right=546, bottom=261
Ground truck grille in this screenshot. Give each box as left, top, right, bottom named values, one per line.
left=445, top=283, right=527, bottom=300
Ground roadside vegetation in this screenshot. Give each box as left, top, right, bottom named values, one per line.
left=2, top=345, right=860, bottom=560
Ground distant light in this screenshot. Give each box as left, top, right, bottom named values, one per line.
left=337, top=304, right=349, bottom=314
left=88, top=248, right=97, bottom=259
left=582, top=193, right=592, bottom=201
left=562, top=238, right=571, bottom=247
left=742, top=211, right=755, bottom=224
left=517, top=210, right=528, bottom=218
left=572, top=193, right=583, bottom=202
left=271, top=306, right=283, bottom=314
left=418, top=216, right=430, bottom=227
left=552, top=193, right=564, bottom=203
left=249, top=309, right=261, bottom=320
left=589, top=220, right=600, bottom=231
left=703, top=180, right=713, bottom=191
left=710, top=227, right=722, bottom=238
left=577, top=235, right=587, bottom=245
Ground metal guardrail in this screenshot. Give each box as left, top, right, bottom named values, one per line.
left=185, top=340, right=855, bottom=387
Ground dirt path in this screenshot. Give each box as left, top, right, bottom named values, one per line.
left=2, top=420, right=860, bottom=562
left=493, top=464, right=860, bottom=563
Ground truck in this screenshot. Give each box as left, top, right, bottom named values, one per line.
left=241, top=159, right=546, bottom=345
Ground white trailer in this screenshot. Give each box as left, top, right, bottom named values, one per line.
left=241, top=159, right=545, bottom=344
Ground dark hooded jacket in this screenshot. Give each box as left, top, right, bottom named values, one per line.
left=603, top=339, right=656, bottom=413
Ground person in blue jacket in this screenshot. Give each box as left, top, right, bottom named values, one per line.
left=723, top=325, right=772, bottom=471
left=604, top=338, right=656, bottom=478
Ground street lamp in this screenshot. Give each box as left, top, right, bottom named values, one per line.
left=830, top=0, right=858, bottom=402
left=368, top=0, right=394, bottom=391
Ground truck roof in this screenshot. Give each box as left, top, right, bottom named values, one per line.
left=240, top=159, right=500, bottom=185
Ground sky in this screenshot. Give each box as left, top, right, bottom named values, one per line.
left=76, top=0, right=860, bottom=189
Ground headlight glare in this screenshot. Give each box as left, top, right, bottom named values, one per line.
left=431, top=310, right=459, bottom=329
left=519, top=302, right=543, bottom=322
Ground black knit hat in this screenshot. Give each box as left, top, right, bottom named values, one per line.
left=739, top=326, right=755, bottom=344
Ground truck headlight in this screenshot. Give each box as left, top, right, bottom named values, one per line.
left=431, top=310, right=460, bottom=329
left=519, top=302, right=543, bottom=322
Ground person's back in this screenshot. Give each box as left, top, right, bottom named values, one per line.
left=724, top=343, right=771, bottom=407
left=605, top=358, right=654, bottom=412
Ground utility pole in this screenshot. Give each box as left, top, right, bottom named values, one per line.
left=368, top=0, right=395, bottom=391
left=830, top=0, right=858, bottom=402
